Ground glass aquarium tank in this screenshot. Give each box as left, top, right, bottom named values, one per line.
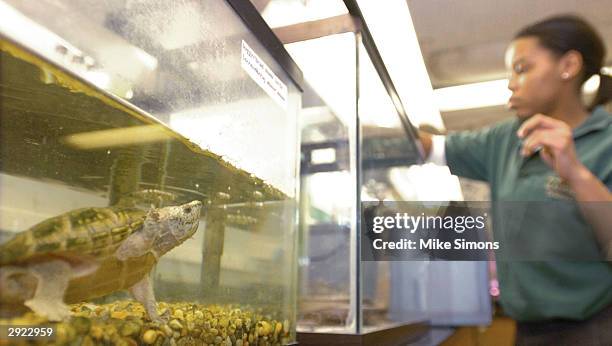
left=259, top=2, right=491, bottom=344
left=282, top=12, right=428, bottom=345
left=0, top=0, right=301, bottom=345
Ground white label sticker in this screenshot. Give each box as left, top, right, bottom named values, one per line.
left=241, top=40, right=288, bottom=109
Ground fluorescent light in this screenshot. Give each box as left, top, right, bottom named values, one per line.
left=357, top=0, right=443, bottom=129
left=62, top=125, right=171, bottom=149
left=434, top=79, right=512, bottom=112
left=285, top=33, right=357, bottom=127
left=434, top=71, right=607, bottom=112
left=358, top=43, right=402, bottom=128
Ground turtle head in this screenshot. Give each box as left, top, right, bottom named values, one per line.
left=149, top=200, right=202, bottom=255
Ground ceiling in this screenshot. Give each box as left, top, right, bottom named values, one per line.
left=406, top=0, right=612, bottom=130
left=407, top=0, right=612, bottom=88
left=254, top=0, right=611, bottom=131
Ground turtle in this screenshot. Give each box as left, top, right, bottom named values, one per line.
left=0, top=198, right=202, bottom=322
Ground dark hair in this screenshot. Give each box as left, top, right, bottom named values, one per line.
left=515, top=15, right=610, bottom=110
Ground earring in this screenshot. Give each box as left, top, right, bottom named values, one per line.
left=561, top=72, right=570, bottom=79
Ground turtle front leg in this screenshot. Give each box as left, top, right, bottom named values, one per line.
left=23, top=260, right=73, bottom=321
left=129, top=273, right=166, bottom=323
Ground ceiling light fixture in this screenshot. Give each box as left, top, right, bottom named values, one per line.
left=434, top=72, right=606, bottom=112
left=357, top=0, right=444, bottom=129
left=433, top=79, right=512, bottom=112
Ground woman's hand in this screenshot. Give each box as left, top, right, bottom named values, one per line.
left=516, top=116, right=612, bottom=258
left=517, top=113, right=587, bottom=183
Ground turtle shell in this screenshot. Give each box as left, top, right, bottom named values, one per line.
left=0, top=206, right=146, bottom=265
left=64, top=251, right=157, bottom=303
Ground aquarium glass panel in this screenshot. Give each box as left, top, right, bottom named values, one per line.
left=291, top=33, right=359, bottom=334
left=0, top=1, right=300, bottom=345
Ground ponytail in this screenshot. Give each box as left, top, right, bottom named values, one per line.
left=590, top=72, right=611, bottom=110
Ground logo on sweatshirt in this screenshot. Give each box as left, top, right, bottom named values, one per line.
left=545, top=175, right=575, bottom=200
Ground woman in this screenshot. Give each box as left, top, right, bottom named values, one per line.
left=420, top=15, right=612, bottom=344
